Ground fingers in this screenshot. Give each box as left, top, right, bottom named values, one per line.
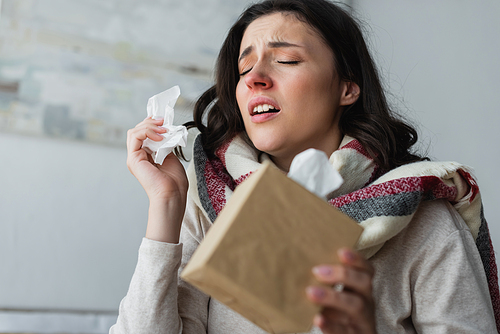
left=126, top=118, right=167, bottom=175
left=307, top=248, right=376, bottom=333
left=338, top=248, right=374, bottom=277
left=306, top=284, right=368, bottom=319
left=127, top=117, right=166, bottom=154
left=313, top=312, right=352, bottom=334
left=312, top=248, right=374, bottom=299
left=307, top=286, right=375, bottom=333
left=314, top=311, right=349, bottom=327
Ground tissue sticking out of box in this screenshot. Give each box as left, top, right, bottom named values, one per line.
left=141, top=85, right=188, bottom=165
left=288, top=148, right=344, bottom=198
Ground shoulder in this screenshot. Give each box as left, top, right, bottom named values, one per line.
left=371, top=199, right=477, bottom=275
left=409, top=199, right=472, bottom=242
left=371, top=199, right=496, bottom=332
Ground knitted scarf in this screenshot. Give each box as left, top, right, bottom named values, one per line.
left=188, top=133, right=500, bottom=330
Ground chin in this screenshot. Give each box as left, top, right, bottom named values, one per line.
left=251, top=139, right=284, bottom=156
left=246, top=128, right=290, bottom=155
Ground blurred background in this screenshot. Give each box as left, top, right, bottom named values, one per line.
left=1, top=0, right=499, bottom=333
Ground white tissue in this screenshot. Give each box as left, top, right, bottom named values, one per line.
left=141, top=85, right=188, bottom=165
left=288, top=149, right=344, bottom=199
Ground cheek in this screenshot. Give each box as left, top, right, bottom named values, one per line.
left=283, top=70, right=327, bottom=99
left=294, top=74, right=337, bottom=113
left=236, top=84, right=254, bottom=129
left=235, top=81, right=246, bottom=115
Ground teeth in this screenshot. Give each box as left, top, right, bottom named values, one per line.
left=253, top=104, right=276, bottom=113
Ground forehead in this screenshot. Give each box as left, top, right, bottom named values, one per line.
left=240, top=12, right=322, bottom=50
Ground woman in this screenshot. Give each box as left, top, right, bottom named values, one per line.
left=111, top=0, right=499, bottom=333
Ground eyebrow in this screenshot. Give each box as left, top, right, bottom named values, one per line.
left=238, top=41, right=302, bottom=62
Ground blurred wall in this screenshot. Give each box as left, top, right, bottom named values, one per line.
left=0, top=132, right=148, bottom=310
left=0, top=0, right=499, bottom=331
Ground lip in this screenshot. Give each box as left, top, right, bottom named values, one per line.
left=248, top=96, right=281, bottom=116
left=250, top=111, right=280, bottom=123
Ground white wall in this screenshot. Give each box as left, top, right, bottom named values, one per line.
left=352, top=1, right=500, bottom=254
left=0, top=132, right=148, bottom=310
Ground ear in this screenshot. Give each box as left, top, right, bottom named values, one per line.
left=339, top=81, right=360, bottom=106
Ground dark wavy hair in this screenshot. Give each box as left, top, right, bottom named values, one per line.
left=181, top=0, right=426, bottom=170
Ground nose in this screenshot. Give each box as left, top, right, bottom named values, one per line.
left=244, top=63, right=273, bottom=90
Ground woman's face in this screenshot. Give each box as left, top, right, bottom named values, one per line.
left=236, top=13, right=357, bottom=171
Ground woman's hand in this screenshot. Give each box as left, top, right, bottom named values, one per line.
left=126, top=117, right=188, bottom=243
left=306, top=248, right=376, bottom=334
left=127, top=117, right=188, bottom=200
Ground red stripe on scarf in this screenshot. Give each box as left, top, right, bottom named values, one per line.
left=235, top=172, right=252, bottom=186
left=341, top=139, right=373, bottom=159
left=330, top=176, right=457, bottom=208
left=215, top=140, right=231, bottom=168
left=204, top=158, right=236, bottom=216
left=340, top=139, right=383, bottom=185
left=458, top=169, right=479, bottom=202
left=487, top=235, right=500, bottom=331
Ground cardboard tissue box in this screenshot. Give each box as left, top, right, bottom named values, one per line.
left=181, top=161, right=363, bottom=334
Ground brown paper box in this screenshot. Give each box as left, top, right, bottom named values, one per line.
left=181, top=161, right=363, bottom=334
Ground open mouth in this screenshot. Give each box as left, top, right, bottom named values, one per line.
left=250, top=104, right=281, bottom=116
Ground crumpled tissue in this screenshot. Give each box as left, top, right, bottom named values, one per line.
left=288, top=148, right=343, bottom=198
left=141, top=85, right=188, bottom=165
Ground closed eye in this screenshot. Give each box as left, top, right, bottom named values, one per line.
left=240, top=60, right=300, bottom=76
left=239, top=68, right=252, bottom=76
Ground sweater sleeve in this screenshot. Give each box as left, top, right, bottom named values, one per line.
left=410, top=203, right=496, bottom=333
left=109, top=199, right=211, bottom=334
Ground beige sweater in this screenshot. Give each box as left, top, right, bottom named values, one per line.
left=110, top=199, right=496, bottom=333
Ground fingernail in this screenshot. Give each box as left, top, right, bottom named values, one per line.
left=339, top=248, right=356, bottom=262
left=306, top=286, right=326, bottom=299
left=312, top=266, right=332, bottom=277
